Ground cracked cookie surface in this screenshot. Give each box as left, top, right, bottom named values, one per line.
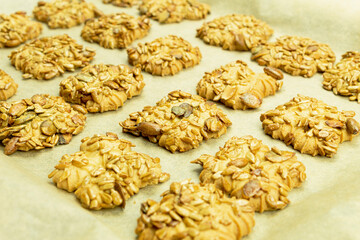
left=0, top=94, right=86, bottom=155
left=49, top=133, right=170, bottom=210
left=260, top=94, right=360, bottom=157
left=197, top=60, right=283, bottom=110
left=136, top=180, right=255, bottom=240
left=9, top=34, right=96, bottom=80
left=323, top=51, right=360, bottom=103
left=102, top=0, right=138, bottom=7
left=120, top=90, right=232, bottom=153
left=127, top=35, right=202, bottom=76
left=139, top=0, right=210, bottom=23
left=0, top=69, right=18, bottom=101
left=33, top=0, right=103, bottom=29
left=60, top=64, right=145, bottom=113
left=192, top=136, right=306, bottom=212
left=0, top=11, right=42, bottom=48
left=197, top=14, right=273, bottom=51
left=251, top=36, right=335, bottom=77
left=81, top=13, right=151, bottom=49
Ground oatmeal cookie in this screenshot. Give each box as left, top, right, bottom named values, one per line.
left=0, top=11, right=42, bottom=48
left=251, top=36, right=336, bottom=77
left=48, top=133, right=170, bottom=210
left=196, top=14, right=273, bottom=51
left=120, top=90, right=232, bottom=153
left=192, top=136, right=306, bottom=213
left=260, top=94, right=360, bottom=157
left=0, top=94, right=87, bottom=155
left=60, top=64, right=145, bottom=113
left=102, top=0, right=138, bottom=7
left=33, top=0, right=103, bottom=29
left=0, top=70, right=18, bottom=101
left=9, top=34, right=96, bottom=80
left=323, top=51, right=360, bottom=103
left=136, top=180, right=255, bottom=240
left=197, top=60, right=283, bottom=110
left=81, top=13, right=151, bottom=49
left=127, top=35, right=202, bottom=76
left=139, top=0, right=210, bottom=23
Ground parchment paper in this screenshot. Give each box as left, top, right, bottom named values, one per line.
left=1, top=0, right=360, bottom=239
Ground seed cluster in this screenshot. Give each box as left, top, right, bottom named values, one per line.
left=139, top=0, right=210, bottom=23
left=9, top=34, right=96, bottom=80
left=102, top=0, right=138, bottom=7
left=49, top=133, right=170, bottom=210
left=251, top=35, right=336, bottom=77
left=127, top=35, right=202, bottom=76
left=81, top=13, right=151, bottom=49
left=0, top=69, right=18, bottom=101
left=136, top=180, right=255, bottom=240
left=60, top=64, right=145, bottom=113
left=120, top=90, right=232, bottom=153
left=323, top=51, right=360, bottom=103
left=197, top=60, right=283, bottom=110
left=33, top=0, right=103, bottom=29
left=192, top=136, right=306, bottom=212
left=196, top=14, right=274, bottom=51
left=260, top=95, right=360, bottom=157
left=0, top=94, right=87, bottom=155
left=0, top=11, right=42, bottom=48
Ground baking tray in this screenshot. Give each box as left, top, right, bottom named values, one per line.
left=1, top=0, right=359, bottom=239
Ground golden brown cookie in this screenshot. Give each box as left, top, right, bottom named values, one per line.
left=323, top=51, right=360, bottom=103
left=136, top=180, right=255, bottom=240
left=0, top=70, right=18, bottom=101
left=81, top=13, right=151, bottom=49
left=192, top=136, right=306, bottom=213
left=197, top=60, right=283, bottom=110
left=0, top=11, right=42, bottom=48
left=127, top=35, right=202, bottom=76
left=120, top=90, right=232, bottom=153
left=260, top=94, right=360, bottom=157
left=251, top=36, right=336, bottom=78
left=9, top=34, right=96, bottom=80
left=60, top=64, right=145, bottom=113
left=139, top=0, right=210, bottom=23
left=197, top=14, right=273, bottom=51
left=102, top=0, right=138, bottom=7
left=0, top=94, right=87, bottom=155
left=33, top=0, right=103, bottom=29
left=48, top=133, right=170, bottom=210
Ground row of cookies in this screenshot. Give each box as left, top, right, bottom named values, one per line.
left=2, top=19, right=359, bottom=108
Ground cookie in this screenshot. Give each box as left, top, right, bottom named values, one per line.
left=9, top=34, right=96, bottom=80
left=197, top=60, right=283, bottom=110
left=102, top=0, right=138, bottom=7
left=81, top=13, right=151, bottom=49
left=60, top=64, right=145, bottom=113
left=0, top=11, right=42, bottom=48
left=0, top=94, right=87, bottom=155
left=139, top=0, right=210, bottom=23
left=251, top=36, right=336, bottom=78
left=136, top=180, right=255, bottom=240
left=120, top=90, right=232, bottom=153
left=127, top=35, right=202, bottom=76
left=33, top=0, right=103, bottom=29
left=196, top=14, right=273, bottom=51
left=48, top=133, right=170, bottom=210
left=323, top=51, right=360, bottom=103
left=0, top=70, right=18, bottom=101
left=260, top=94, right=360, bottom=157
left=192, top=136, right=306, bottom=213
